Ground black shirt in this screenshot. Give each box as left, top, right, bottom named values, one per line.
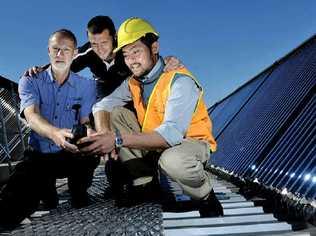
left=71, top=42, right=131, bottom=99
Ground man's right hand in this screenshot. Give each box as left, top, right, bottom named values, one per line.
left=77, top=131, right=116, bottom=156
left=50, top=128, right=79, bottom=153
left=23, top=66, right=44, bottom=77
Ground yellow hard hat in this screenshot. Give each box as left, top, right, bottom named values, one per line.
left=114, top=17, right=159, bottom=53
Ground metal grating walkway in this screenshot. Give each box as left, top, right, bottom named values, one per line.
left=0, top=167, right=163, bottom=235
left=0, top=167, right=313, bottom=235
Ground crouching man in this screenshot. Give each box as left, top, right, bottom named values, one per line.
left=0, top=29, right=99, bottom=227
left=79, top=18, right=223, bottom=217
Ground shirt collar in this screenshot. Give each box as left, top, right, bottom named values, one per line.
left=103, top=59, right=115, bottom=70
left=47, top=66, right=75, bottom=87
left=139, top=56, right=164, bottom=84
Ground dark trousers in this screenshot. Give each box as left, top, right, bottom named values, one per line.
left=0, top=149, right=100, bottom=225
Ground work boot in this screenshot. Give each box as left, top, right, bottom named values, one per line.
left=105, top=159, right=127, bottom=196
left=71, top=192, right=91, bottom=209
left=40, top=197, right=58, bottom=210
left=114, top=183, right=135, bottom=207
left=40, top=178, right=58, bottom=210
left=199, top=189, right=224, bottom=217
left=0, top=198, right=27, bottom=229
left=40, top=188, right=58, bottom=210
left=115, top=179, right=163, bottom=207
left=131, top=179, right=163, bottom=203
left=105, top=159, right=135, bottom=207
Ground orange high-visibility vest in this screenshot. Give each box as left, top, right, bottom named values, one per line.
left=128, top=68, right=217, bottom=152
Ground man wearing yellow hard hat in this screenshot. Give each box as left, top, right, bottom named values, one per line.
left=80, top=17, right=223, bottom=217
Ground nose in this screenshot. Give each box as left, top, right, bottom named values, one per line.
left=96, top=45, right=106, bottom=55
left=95, top=47, right=102, bottom=55
left=56, top=49, right=64, bottom=56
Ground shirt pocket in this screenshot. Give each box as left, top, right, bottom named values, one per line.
left=64, top=97, right=83, bottom=121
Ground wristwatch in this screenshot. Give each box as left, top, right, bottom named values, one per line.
left=115, top=129, right=123, bottom=148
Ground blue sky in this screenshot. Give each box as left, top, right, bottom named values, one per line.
left=1, top=0, right=315, bottom=106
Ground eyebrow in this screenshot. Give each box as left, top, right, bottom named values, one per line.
left=92, top=40, right=108, bottom=44
left=123, top=45, right=139, bottom=54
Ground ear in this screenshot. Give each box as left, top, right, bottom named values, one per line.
left=113, top=33, right=118, bottom=48
left=151, top=41, right=159, bottom=54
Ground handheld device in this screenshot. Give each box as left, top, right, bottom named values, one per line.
left=69, top=104, right=87, bottom=144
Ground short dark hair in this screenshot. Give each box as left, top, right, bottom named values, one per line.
left=87, top=15, right=116, bottom=37
left=140, top=33, right=159, bottom=49
left=49, top=29, right=77, bottom=47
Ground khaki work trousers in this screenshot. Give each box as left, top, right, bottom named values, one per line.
left=110, top=107, right=213, bottom=200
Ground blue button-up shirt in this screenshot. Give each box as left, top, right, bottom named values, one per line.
left=93, top=57, right=201, bottom=146
left=19, top=67, right=96, bottom=153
